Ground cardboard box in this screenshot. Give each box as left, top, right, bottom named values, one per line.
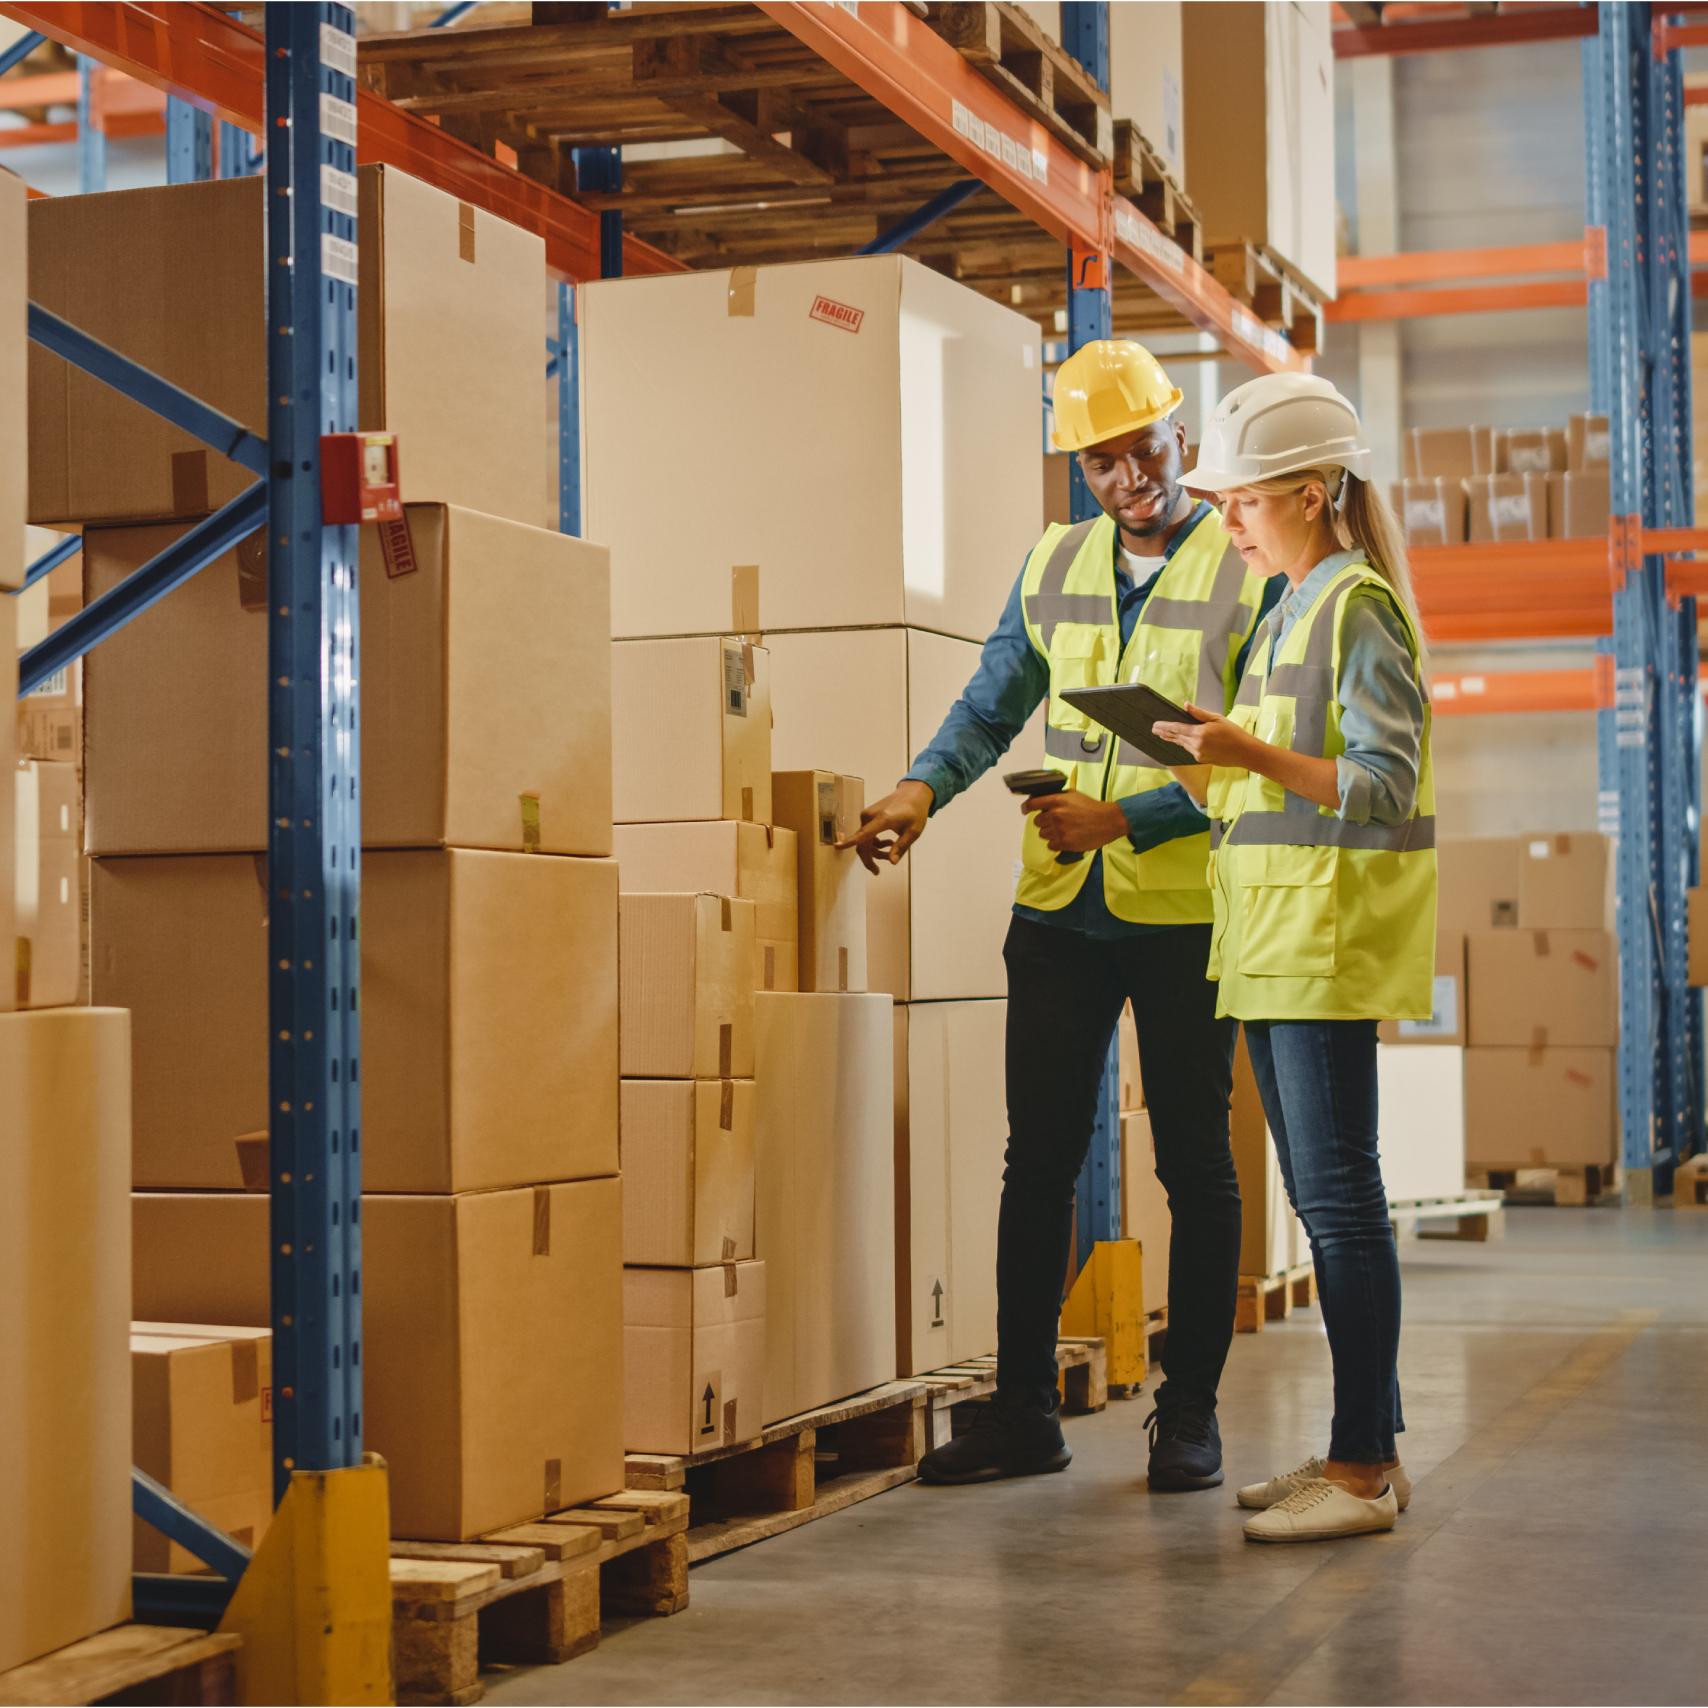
left=1378, top=931, right=1467, bottom=1046
left=581, top=255, right=1039, bottom=645
left=1230, top=1027, right=1305, bottom=1278
left=0, top=1008, right=133, bottom=1669
left=93, top=849, right=619, bottom=1192
left=1374, top=1045, right=1466, bottom=1199
left=131, top=1325, right=272, bottom=1572
left=621, top=1079, right=755, bottom=1267
left=1518, top=832, right=1613, bottom=930
left=1437, top=836, right=1522, bottom=933
left=1397, top=477, right=1465, bottom=545
left=1563, top=467, right=1611, bottom=538
left=754, top=993, right=895, bottom=1422
left=623, top=1261, right=765, bottom=1456
left=771, top=771, right=867, bottom=994
left=1568, top=412, right=1610, bottom=472
left=14, top=542, right=81, bottom=764
left=132, top=1180, right=626, bottom=1541
left=1502, top=427, right=1567, bottom=475
left=0, top=594, right=14, bottom=1009
left=1466, top=929, right=1618, bottom=1049
left=893, top=1000, right=1005, bottom=1376
left=84, top=505, right=612, bottom=857
left=0, top=170, right=23, bottom=591
left=1464, top=1047, right=1616, bottom=1167
left=1410, top=428, right=1477, bottom=481
left=619, top=892, right=756, bottom=1079
left=1466, top=472, right=1548, bottom=542
left=1111, top=0, right=1185, bottom=181
left=767, top=627, right=1045, bottom=1001
left=29, top=167, right=549, bottom=528
left=1182, top=1, right=1335, bottom=296
left=15, top=759, right=79, bottom=1009
left=1118, top=1000, right=1142, bottom=1109
left=1120, top=1109, right=1169, bottom=1311
left=612, top=638, right=771, bottom=826
left=1471, top=426, right=1505, bottom=476
left=613, top=821, right=797, bottom=993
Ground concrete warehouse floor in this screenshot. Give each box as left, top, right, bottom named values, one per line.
left=488, top=1211, right=1708, bottom=1707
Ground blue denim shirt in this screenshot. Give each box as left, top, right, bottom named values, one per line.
left=902, top=503, right=1281, bottom=938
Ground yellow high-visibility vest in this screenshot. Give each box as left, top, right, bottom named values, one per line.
left=1205, top=559, right=1437, bottom=1020
left=1016, top=509, right=1269, bottom=924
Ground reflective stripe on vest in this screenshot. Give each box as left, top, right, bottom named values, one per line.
left=1014, top=508, right=1269, bottom=925
left=1205, top=562, right=1438, bottom=1022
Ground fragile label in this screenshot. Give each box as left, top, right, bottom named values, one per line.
left=809, top=294, right=863, bottom=334
left=377, top=515, right=417, bottom=578
left=722, top=642, right=748, bottom=717
left=321, top=231, right=359, bottom=285
left=321, top=163, right=358, bottom=218
left=319, top=92, right=357, bottom=147
left=319, top=21, right=356, bottom=78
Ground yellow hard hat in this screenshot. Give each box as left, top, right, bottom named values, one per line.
left=1050, top=340, right=1184, bottom=453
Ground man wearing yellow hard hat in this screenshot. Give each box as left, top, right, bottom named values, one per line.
left=843, top=340, right=1280, bottom=1491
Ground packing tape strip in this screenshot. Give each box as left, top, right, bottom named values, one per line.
left=1532, top=929, right=1551, bottom=956
left=1528, top=1026, right=1548, bottom=1066
left=520, top=791, right=542, bottom=853
left=728, top=265, right=756, bottom=316
left=533, top=1185, right=552, bottom=1255
left=720, top=1080, right=734, bottom=1130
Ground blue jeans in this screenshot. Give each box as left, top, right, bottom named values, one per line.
left=1242, top=1019, right=1404, bottom=1464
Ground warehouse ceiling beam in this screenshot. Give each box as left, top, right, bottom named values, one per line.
left=1333, top=5, right=1600, bottom=58
left=0, top=0, right=685, bottom=281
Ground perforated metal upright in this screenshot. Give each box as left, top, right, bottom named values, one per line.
left=264, top=1, right=364, bottom=1501
left=1584, top=3, right=1701, bottom=1201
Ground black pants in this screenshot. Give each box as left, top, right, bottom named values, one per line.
left=996, top=914, right=1242, bottom=1407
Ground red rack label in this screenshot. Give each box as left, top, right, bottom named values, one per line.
left=809, top=295, right=864, bottom=334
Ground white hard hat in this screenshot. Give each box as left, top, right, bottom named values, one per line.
left=1184, top=373, right=1373, bottom=493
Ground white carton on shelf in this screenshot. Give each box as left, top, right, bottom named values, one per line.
left=1377, top=1044, right=1468, bottom=1202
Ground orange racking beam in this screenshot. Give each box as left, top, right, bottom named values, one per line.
left=0, top=0, right=683, bottom=281
left=1334, top=6, right=1600, bottom=59
left=1335, top=236, right=1597, bottom=289
left=758, top=0, right=1307, bottom=375
left=1325, top=278, right=1587, bottom=323
left=1430, top=669, right=1601, bottom=716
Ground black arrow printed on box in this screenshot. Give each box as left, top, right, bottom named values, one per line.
left=931, top=1279, right=945, bottom=1328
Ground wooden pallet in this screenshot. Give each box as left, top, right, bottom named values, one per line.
left=1113, top=120, right=1201, bottom=262
left=390, top=1489, right=689, bottom=1707
left=911, top=1336, right=1108, bottom=1450
left=1391, top=1188, right=1506, bottom=1241
left=923, top=1, right=1113, bottom=169
left=0, top=1625, right=240, bottom=1707
left=1203, top=240, right=1326, bottom=354
left=1469, top=1164, right=1621, bottom=1207
left=1672, top=1154, right=1708, bottom=1208
left=625, top=1381, right=933, bottom=1564
left=1235, top=1263, right=1317, bottom=1334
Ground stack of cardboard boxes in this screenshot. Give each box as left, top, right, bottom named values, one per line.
left=1414, top=836, right=1620, bottom=1177
left=1393, top=416, right=1612, bottom=545
left=0, top=165, right=134, bottom=1675
left=582, top=256, right=1044, bottom=1386
left=612, top=636, right=895, bottom=1435
left=1115, top=1005, right=1170, bottom=1309
left=27, top=165, right=628, bottom=1549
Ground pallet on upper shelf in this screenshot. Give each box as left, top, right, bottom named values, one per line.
left=626, top=1380, right=929, bottom=1565
left=922, top=1, right=1112, bottom=170
left=1202, top=241, right=1326, bottom=355
left=1390, top=1188, right=1506, bottom=1242
left=390, top=1491, right=689, bottom=1708
left=1113, top=120, right=1201, bottom=264
left=1236, top=1262, right=1317, bottom=1334
left=0, top=1624, right=240, bottom=1708
left=1468, top=1163, right=1622, bottom=1207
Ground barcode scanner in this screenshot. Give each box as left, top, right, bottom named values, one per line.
left=1003, top=769, right=1084, bottom=865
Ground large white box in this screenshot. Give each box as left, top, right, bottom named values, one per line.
left=754, top=992, right=895, bottom=1423
left=894, top=999, right=1006, bottom=1377
left=581, top=255, right=1041, bottom=645
left=1376, top=1044, right=1468, bottom=1202
left=767, top=626, right=1044, bottom=1001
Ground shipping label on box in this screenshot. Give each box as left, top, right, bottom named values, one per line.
left=1466, top=929, right=1619, bottom=1049
left=1379, top=931, right=1466, bottom=1046
left=619, top=892, right=757, bottom=1078
left=771, top=770, right=867, bottom=994
left=623, top=1261, right=765, bottom=1457
left=621, top=1078, right=756, bottom=1267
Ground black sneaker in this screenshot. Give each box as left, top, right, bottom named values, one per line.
left=917, top=1391, right=1072, bottom=1486
left=1145, top=1396, right=1224, bottom=1491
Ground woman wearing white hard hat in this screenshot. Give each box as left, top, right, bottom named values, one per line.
left=1152, top=372, right=1436, bottom=1544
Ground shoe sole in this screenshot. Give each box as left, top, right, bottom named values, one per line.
left=1238, top=1483, right=1410, bottom=1513
left=917, top=1447, right=1073, bottom=1487
left=1243, top=1517, right=1395, bottom=1543
left=1147, top=1467, right=1224, bottom=1492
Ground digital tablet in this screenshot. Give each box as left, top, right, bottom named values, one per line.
left=1059, top=683, right=1206, bottom=767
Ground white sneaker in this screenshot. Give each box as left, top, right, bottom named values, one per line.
left=1237, top=1458, right=1411, bottom=1511
left=1242, top=1477, right=1398, bottom=1543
